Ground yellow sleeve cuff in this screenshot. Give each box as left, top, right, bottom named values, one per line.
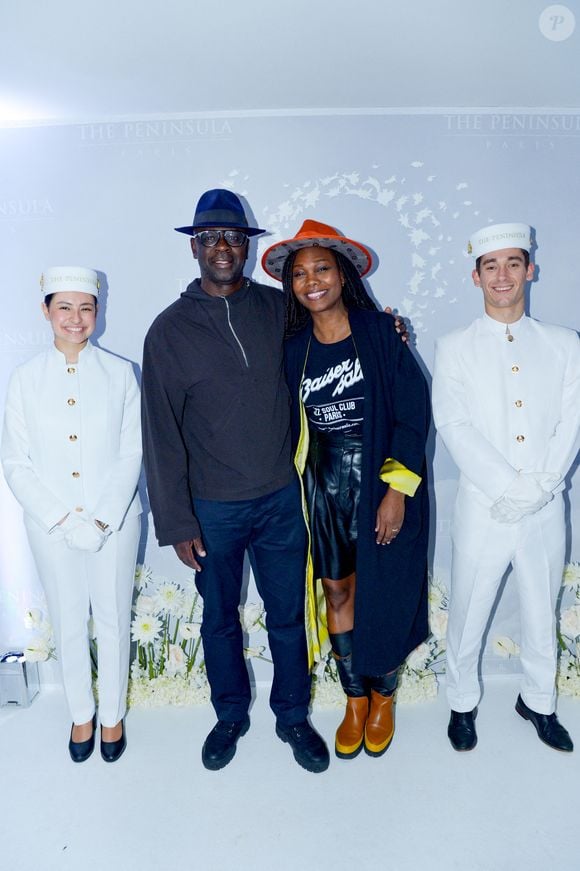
left=379, top=458, right=421, bottom=497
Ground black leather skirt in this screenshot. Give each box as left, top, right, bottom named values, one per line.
left=304, top=429, right=363, bottom=581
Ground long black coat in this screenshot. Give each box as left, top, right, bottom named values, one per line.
left=284, top=308, right=430, bottom=675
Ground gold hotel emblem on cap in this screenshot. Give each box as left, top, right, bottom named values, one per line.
left=467, top=242, right=472, bottom=254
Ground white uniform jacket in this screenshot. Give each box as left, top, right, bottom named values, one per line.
left=2, top=341, right=142, bottom=533
left=432, top=313, right=580, bottom=506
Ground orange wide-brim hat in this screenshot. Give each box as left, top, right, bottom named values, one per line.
left=261, top=219, right=372, bottom=281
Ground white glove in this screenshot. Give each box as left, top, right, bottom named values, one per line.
left=50, top=512, right=84, bottom=541
left=504, top=472, right=549, bottom=506
left=65, top=518, right=109, bottom=552
left=490, top=500, right=525, bottom=524
left=491, top=473, right=553, bottom=524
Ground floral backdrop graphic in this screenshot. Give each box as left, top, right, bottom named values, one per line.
left=22, top=562, right=580, bottom=706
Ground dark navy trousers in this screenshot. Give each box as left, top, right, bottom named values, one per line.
left=193, top=477, right=311, bottom=726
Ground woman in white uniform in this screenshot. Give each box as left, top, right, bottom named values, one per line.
left=1, top=266, right=142, bottom=763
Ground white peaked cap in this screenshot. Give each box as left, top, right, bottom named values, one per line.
left=40, top=266, right=99, bottom=297
left=467, top=223, right=532, bottom=259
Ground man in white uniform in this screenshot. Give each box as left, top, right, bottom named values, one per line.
left=432, top=223, right=579, bottom=752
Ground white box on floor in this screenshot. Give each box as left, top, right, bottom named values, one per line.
left=0, top=652, right=40, bottom=707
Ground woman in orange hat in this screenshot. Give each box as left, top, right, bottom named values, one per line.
left=263, top=222, right=431, bottom=759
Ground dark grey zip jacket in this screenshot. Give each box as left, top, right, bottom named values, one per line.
left=142, top=278, right=293, bottom=545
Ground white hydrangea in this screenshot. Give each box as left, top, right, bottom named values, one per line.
left=560, top=606, right=580, bottom=640
left=405, top=641, right=432, bottom=671
left=557, top=651, right=580, bottom=698
left=128, top=673, right=210, bottom=708
left=397, top=668, right=438, bottom=703
left=311, top=678, right=346, bottom=708
left=429, top=609, right=448, bottom=640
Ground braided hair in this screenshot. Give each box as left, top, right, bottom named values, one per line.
left=282, top=248, right=378, bottom=337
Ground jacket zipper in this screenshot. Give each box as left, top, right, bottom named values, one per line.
left=221, top=296, right=249, bottom=368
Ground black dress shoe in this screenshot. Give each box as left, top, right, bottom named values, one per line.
left=101, top=720, right=127, bottom=763
left=448, top=708, right=477, bottom=751
left=202, top=717, right=250, bottom=770
left=276, top=721, right=330, bottom=773
left=69, top=714, right=96, bottom=763
left=515, top=695, right=574, bottom=752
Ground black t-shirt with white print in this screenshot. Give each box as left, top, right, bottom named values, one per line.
left=301, top=335, right=364, bottom=434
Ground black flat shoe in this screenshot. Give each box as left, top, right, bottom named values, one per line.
left=101, top=720, right=127, bottom=763
left=276, top=720, right=330, bottom=773
left=515, top=695, right=573, bottom=752
left=448, top=708, right=478, bottom=751
left=202, top=717, right=250, bottom=770
left=69, top=714, right=96, bottom=763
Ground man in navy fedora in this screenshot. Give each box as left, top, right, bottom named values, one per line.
left=141, top=189, right=330, bottom=772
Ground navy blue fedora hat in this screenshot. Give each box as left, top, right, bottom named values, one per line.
left=175, top=188, right=266, bottom=237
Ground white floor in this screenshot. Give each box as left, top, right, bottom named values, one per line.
left=1, top=677, right=579, bottom=871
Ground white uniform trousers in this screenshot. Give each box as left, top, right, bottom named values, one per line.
left=446, top=490, right=565, bottom=715
left=24, top=516, right=140, bottom=727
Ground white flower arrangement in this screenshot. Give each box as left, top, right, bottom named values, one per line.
left=557, top=562, right=580, bottom=698
left=128, top=672, right=210, bottom=708
left=23, top=561, right=580, bottom=706
left=128, top=565, right=270, bottom=707
left=560, top=605, right=580, bottom=639
left=396, top=572, right=448, bottom=703
left=130, top=566, right=205, bottom=695
left=22, top=608, right=55, bottom=663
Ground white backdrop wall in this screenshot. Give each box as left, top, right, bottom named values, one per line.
left=1, top=109, right=578, bottom=683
